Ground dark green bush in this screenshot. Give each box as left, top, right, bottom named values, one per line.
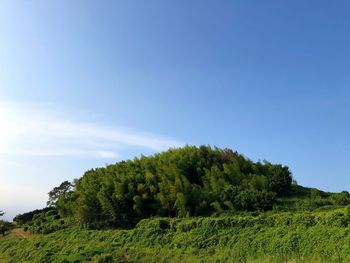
left=21, top=209, right=67, bottom=234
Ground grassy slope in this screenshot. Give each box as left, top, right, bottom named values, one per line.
left=1, top=208, right=350, bottom=262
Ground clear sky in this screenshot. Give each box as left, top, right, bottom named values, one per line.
left=1, top=1, right=350, bottom=220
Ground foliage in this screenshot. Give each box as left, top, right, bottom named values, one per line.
left=0, top=211, right=13, bottom=236
left=6, top=146, right=350, bottom=262
left=0, top=221, right=12, bottom=236
left=53, top=146, right=293, bottom=227
left=3, top=208, right=350, bottom=262
left=13, top=207, right=53, bottom=225
left=15, top=208, right=66, bottom=234
left=273, top=185, right=350, bottom=212
left=47, top=181, right=73, bottom=207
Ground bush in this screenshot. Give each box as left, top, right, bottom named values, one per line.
left=0, top=220, right=13, bottom=235
left=19, top=209, right=67, bottom=234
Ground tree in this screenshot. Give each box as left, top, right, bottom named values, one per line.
left=47, top=181, right=73, bottom=207
left=0, top=211, right=12, bottom=236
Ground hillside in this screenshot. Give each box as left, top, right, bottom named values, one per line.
left=2, top=146, right=350, bottom=262
left=3, top=208, right=350, bottom=262
left=36, top=145, right=295, bottom=228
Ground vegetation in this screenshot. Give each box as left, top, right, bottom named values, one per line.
left=0, top=211, right=12, bottom=236
left=53, top=146, right=293, bottom=227
left=3, top=145, right=350, bottom=262
left=3, top=208, right=350, bottom=262
left=14, top=208, right=66, bottom=234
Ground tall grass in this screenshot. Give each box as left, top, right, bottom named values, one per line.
left=1, top=208, right=350, bottom=262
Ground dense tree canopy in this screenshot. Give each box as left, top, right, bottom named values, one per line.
left=53, top=146, right=293, bottom=227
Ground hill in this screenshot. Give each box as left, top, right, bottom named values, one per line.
left=38, top=145, right=294, bottom=228
left=2, top=145, right=350, bottom=262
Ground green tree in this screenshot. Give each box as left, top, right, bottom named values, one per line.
left=47, top=181, right=73, bottom=207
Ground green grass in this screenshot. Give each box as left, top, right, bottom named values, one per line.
left=1, top=207, right=350, bottom=262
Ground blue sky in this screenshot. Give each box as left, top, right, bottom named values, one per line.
left=1, top=1, right=350, bottom=219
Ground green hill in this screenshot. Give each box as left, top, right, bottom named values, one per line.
left=2, top=146, right=350, bottom=262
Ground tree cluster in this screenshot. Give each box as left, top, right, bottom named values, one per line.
left=53, top=146, right=293, bottom=227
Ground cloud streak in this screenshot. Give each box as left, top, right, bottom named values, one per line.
left=0, top=101, right=183, bottom=158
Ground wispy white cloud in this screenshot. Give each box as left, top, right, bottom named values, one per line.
left=0, top=101, right=182, bottom=158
